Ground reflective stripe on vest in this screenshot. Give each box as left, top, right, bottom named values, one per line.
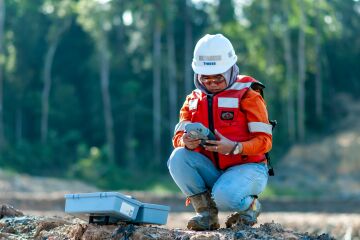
left=227, top=82, right=252, bottom=91
left=218, top=97, right=239, bottom=108
left=248, top=122, right=272, bottom=135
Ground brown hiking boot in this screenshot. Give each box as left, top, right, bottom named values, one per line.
left=187, top=191, right=220, bottom=231
left=0, top=204, right=24, bottom=219
left=225, top=198, right=261, bottom=228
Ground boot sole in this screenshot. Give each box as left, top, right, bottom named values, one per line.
left=225, top=212, right=261, bottom=228
left=187, top=221, right=220, bottom=231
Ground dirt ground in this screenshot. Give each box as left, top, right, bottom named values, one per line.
left=22, top=210, right=360, bottom=239
left=2, top=191, right=359, bottom=238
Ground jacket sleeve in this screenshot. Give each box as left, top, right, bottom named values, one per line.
left=240, top=89, right=273, bottom=155
left=172, top=95, right=192, bottom=148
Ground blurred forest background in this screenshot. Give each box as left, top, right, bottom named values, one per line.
left=0, top=0, right=359, bottom=195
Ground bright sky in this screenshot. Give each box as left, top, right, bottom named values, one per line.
left=191, top=0, right=252, bottom=6
left=192, top=0, right=216, bottom=4
left=191, top=0, right=252, bottom=22
left=96, top=0, right=112, bottom=4
left=123, top=11, right=133, bottom=26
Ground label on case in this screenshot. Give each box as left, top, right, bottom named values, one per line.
left=120, top=202, right=135, bottom=217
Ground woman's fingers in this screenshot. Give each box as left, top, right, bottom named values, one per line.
left=204, top=144, right=219, bottom=152
left=183, top=135, right=201, bottom=149
left=215, top=129, right=224, bottom=139
left=205, top=139, right=235, bottom=154
left=205, top=140, right=219, bottom=145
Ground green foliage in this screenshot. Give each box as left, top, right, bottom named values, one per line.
left=68, top=144, right=112, bottom=188
left=67, top=144, right=178, bottom=191
left=261, top=184, right=324, bottom=200
left=0, top=132, right=79, bottom=175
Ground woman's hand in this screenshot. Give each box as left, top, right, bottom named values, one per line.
left=182, top=133, right=201, bottom=150
left=204, top=130, right=238, bottom=155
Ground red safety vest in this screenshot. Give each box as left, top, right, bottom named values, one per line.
left=187, top=75, right=267, bottom=169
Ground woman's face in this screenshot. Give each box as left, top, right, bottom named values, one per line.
left=199, top=74, right=227, bottom=93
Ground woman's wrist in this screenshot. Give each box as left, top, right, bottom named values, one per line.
left=231, top=142, right=242, bottom=155
left=227, top=142, right=238, bottom=155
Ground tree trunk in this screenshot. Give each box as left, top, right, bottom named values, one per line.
left=41, top=20, right=71, bottom=144
left=315, top=33, right=323, bottom=120
left=297, top=0, right=306, bottom=141
left=116, top=0, right=125, bottom=53
left=125, top=103, right=136, bottom=169
left=315, top=5, right=323, bottom=120
left=115, top=0, right=134, bottom=166
left=99, top=37, right=115, bottom=164
left=167, top=0, right=177, bottom=142
left=0, top=0, right=5, bottom=150
left=265, top=0, right=275, bottom=74
left=41, top=40, right=58, bottom=144
left=282, top=2, right=296, bottom=142
left=16, top=108, right=22, bottom=146
left=153, top=14, right=162, bottom=165
left=184, top=0, right=193, bottom=94
left=263, top=0, right=275, bottom=104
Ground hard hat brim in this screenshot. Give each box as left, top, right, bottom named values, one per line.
left=191, top=56, right=237, bottom=75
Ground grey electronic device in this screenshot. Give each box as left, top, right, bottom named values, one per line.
left=185, top=122, right=216, bottom=146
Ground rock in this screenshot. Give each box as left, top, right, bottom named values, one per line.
left=189, top=233, right=220, bottom=240
left=66, top=223, right=86, bottom=240
left=0, top=204, right=23, bottom=218
left=234, top=230, right=246, bottom=239
left=81, top=224, right=115, bottom=240
left=281, top=232, right=299, bottom=240
left=34, top=218, right=70, bottom=238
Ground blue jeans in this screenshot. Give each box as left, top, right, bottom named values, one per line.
left=167, top=147, right=268, bottom=211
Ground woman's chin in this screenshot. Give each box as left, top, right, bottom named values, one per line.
left=209, top=89, right=222, bottom=93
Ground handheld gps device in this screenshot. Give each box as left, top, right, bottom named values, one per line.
left=185, top=122, right=216, bottom=146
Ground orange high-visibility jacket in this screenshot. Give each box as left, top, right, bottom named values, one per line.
left=173, top=75, right=272, bottom=170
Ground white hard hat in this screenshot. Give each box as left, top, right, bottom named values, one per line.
left=192, top=34, right=237, bottom=75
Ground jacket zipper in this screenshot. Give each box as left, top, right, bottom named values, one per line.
left=207, top=95, right=219, bottom=169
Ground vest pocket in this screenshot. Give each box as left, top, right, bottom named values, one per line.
left=216, top=107, right=240, bottom=127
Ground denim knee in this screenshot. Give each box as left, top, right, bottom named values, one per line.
left=167, top=147, right=191, bottom=169
left=212, top=184, right=248, bottom=211
left=212, top=185, right=234, bottom=209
